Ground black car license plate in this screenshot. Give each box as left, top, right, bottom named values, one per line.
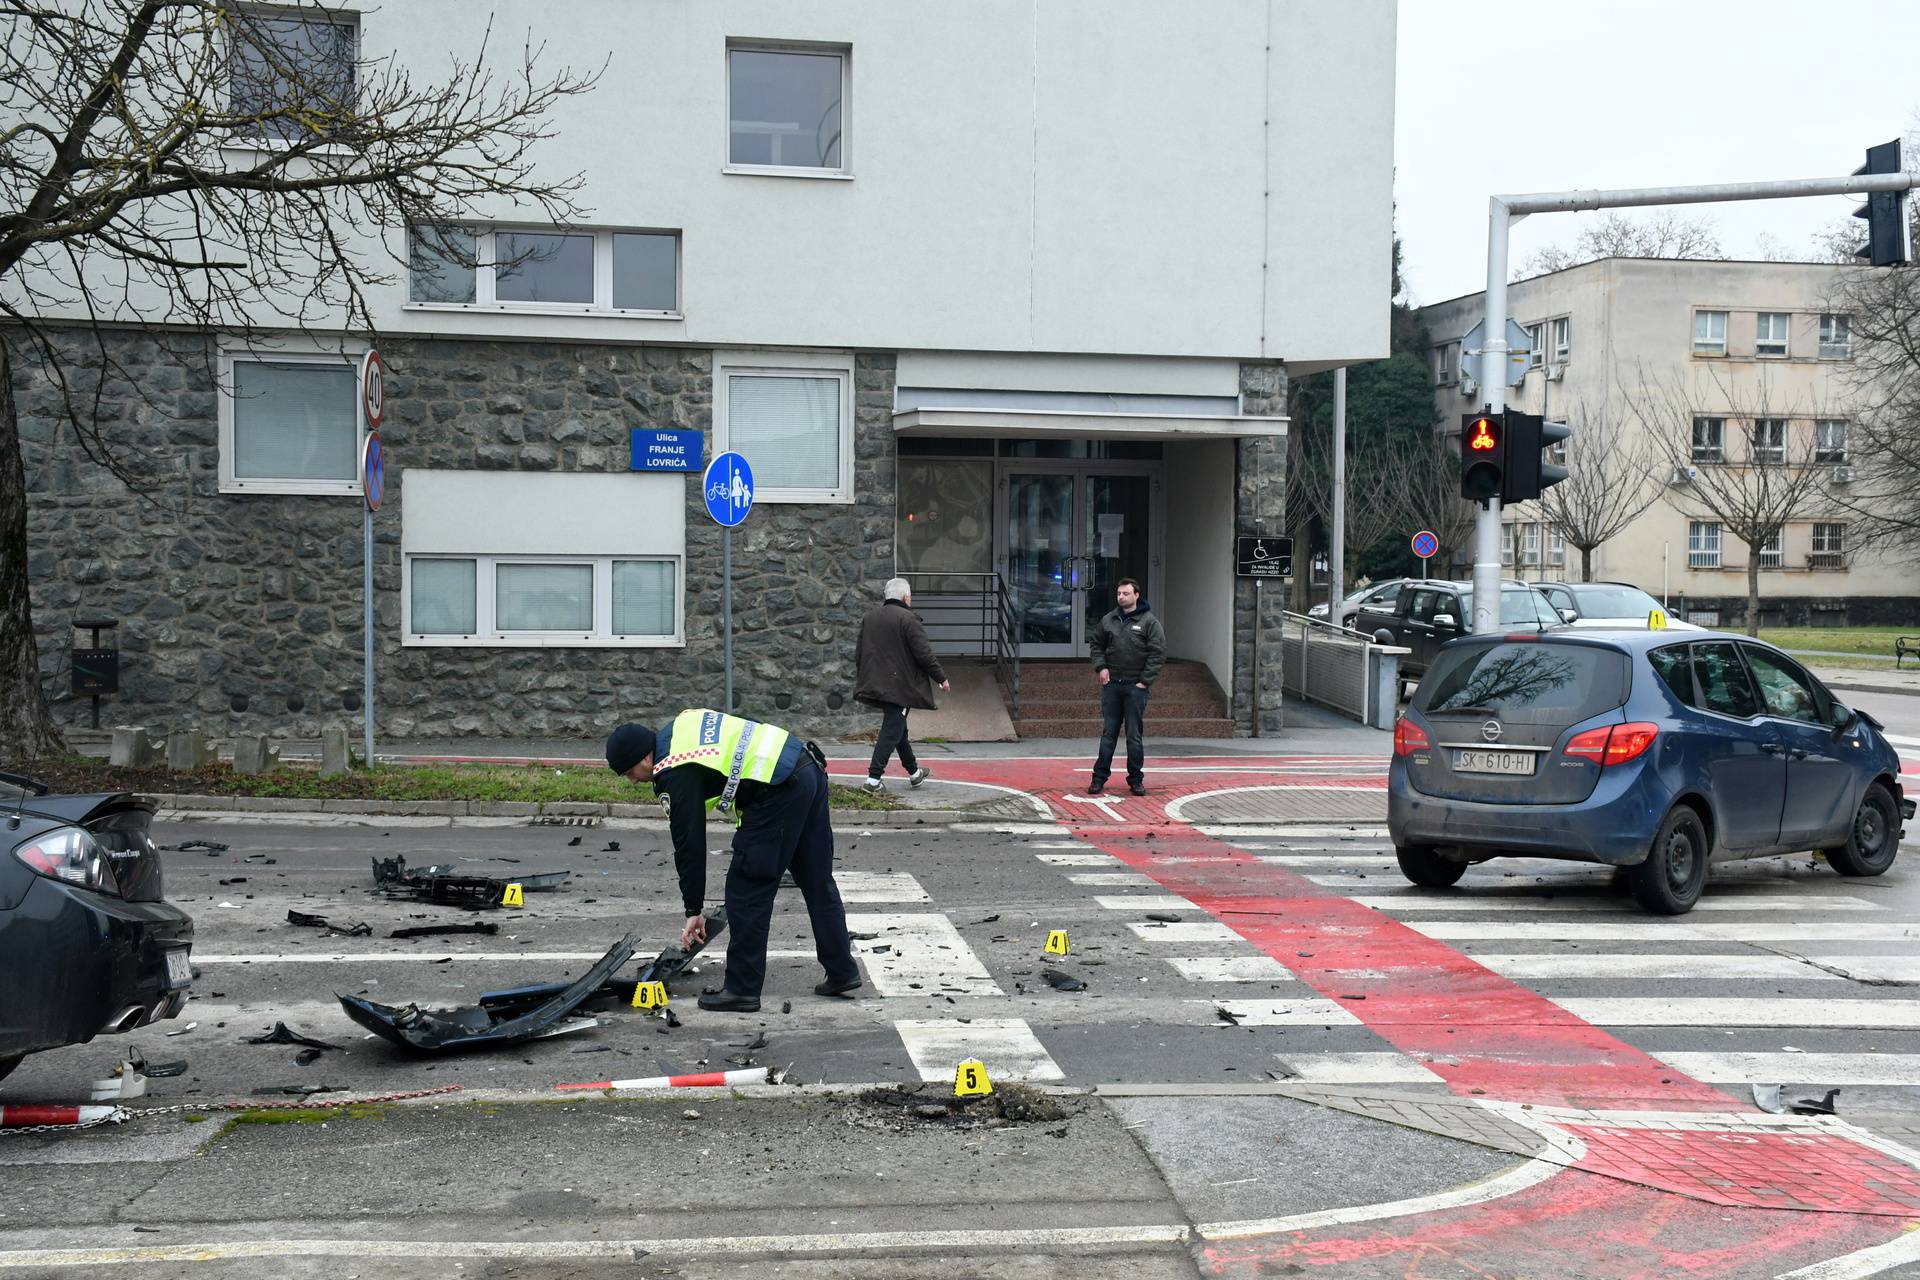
left=1453, top=749, right=1535, bottom=776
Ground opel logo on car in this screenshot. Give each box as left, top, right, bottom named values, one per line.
left=1481, top=720, right=1504, bottom=744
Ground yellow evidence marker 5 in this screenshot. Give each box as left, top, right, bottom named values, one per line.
left=954, top=1059, right=993, bottom=1097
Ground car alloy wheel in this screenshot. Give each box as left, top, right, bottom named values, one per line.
left=1826, top=784, right=1899, bottom=877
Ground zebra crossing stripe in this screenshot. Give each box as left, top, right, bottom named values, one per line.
left=1560, top=998, right=1920, bottom=1029
left=1353, top=894, right=1883, bottom=914
left=1215, top=999, right=1360, bottom=1026
left=1473, top=953, right=1843, bottom=981
left=1407, top=921, right=1920, bottom=942
left=1066, top=872, right=1157, bottom=885
left=1128, top=922, right=1243, bottom=943
left=846, top=913, right=1001, bottom=996
left=1276, top=1052, right=1446, bottom=1085
left=1094, top=894, right=1203, bottom=912
left=894, top=1019, right=1065, bottom=1083
left=1801, top=956, right=1920, bottom=983
left=833, top=872, right=931, bottom=903
left=1165, top=956, right=1300, bottom=983
left=1650, top=1052, right=1920, bottom=1086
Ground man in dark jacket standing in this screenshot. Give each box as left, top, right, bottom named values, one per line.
left=1087, top=577, right=1165, bottom=796
left=853, top=577, right=950, bottom=793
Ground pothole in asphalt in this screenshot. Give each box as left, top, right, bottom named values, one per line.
left=846, top=1083, right=1076, bottom=1131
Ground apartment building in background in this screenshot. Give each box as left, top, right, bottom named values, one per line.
left=1417, top=257, right=1917, bottom=626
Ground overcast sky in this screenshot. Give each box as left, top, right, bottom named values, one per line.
left=1394, top=0, right=1920, bottom=306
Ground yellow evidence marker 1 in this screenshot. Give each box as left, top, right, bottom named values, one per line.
left=1647, top=608, right=1668, bottom=631
left=954, top=1059, right=993, bottom=1097
left=501, top=883, right=525, bottom=907
left=1044, top=929, right=1071, bottom=956
left=631, top=980, right=669, bottom=1010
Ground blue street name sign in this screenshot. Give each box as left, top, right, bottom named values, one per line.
left=704, top=451, right=754, bottom=527
left=630, top=428, right=702, bottom=472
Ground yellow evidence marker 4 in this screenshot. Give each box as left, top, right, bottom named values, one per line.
left=1044, top=929, right=1071, bottom=956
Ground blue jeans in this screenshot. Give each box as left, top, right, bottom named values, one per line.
left=1092, top=681, right=1149, bottom=787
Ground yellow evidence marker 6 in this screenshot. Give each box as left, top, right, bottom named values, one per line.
left=954, top=1059, right=993, bottom=1097
left=630, top=980, right=669, bottom=1010
left=501, top=883, right=525, bottom=908
left=1044, top=929, right=1071, bottom=956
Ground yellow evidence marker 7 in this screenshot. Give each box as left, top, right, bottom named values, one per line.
left=630, top=980, right=669, bottom=1010
left=1044, top=929, right=1071, bottom=956
left=500, top=882, right=525, bottom=907
left=954, top=1059, right=993, bottom=1097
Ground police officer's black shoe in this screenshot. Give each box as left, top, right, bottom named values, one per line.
left=697, top=989, right=760, bottom=1013
left=814, top=975, right=863, bottom=997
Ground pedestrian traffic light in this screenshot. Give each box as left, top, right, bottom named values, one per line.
left=1460, top=412, right=1505, bottom=503
left=1501, top=411, right=1572, bottom=503
left=1853, top=140, right=1908, bottom=267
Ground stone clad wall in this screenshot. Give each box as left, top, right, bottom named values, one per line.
left=18, top=331, right=898, bottom=739
left=1233, top=360, right=1289, bottom=736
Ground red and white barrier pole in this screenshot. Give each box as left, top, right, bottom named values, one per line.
left=556, top=1067, right=771, bottom=1092
left=0, top=1105, right=129, bottom=1128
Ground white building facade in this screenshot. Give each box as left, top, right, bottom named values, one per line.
left=18, top=1, right=1398, bottom=737
left=1417, top=258, right=1917, bottom=627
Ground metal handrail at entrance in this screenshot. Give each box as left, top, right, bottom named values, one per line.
left=899, top=571, right=1021, bottom=718
left=1278, top=609, right=1407, bottom=730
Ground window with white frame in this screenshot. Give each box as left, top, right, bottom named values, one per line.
left=1521, top=523, right=1540, bottom=565
left=228, top=10, right=357, bottom=142
left=1818, top=313, right=1852, bottom=359
left=1691, top=417, right=1725, bottom=463
left=219, top=352, right=362, bottom=495
left=1688, top=520, right=1722, bottom=568
left=1751, top=418, right=1786, bottom=465
left=715, top=352, right=853, bottom=502
left=1525, top=323, right=1544, bottom=368
left=1432, top=343, right=1456, bottom=386
left=1755, top=312, right=1790, bottom=358
left=1547, top=527, right=1565, bottom=566
left=1757, top=528, right=1783, bottom=569
left=1814, top=419, right=1849, bottom=463
left=1551, top=317, right=1570, bottom=364
left=1693, top=310, right=1728, bottom=356
left=407, top=555, right=681, bottom=643
left=1810, top=522, right=1846, bottom=568
left=727, top=44, right=848, bottom=173
left=408, top=226, right=680, bottom=314
left=1500, top=529, right=1514, bottom=565
left=402, top=470, right=687, bottom=648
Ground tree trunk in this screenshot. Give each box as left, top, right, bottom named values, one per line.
left=0, top=345, right=66, bottom=762
left=1745, top=555, right=1761, bottom=638
left=1579, top=545, right=1593, bottom=582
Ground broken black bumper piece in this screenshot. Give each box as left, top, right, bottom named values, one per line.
left=370, top=855, right=571, bottom=908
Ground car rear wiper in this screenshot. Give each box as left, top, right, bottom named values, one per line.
left=1431, top=704, right=1499, bottom=716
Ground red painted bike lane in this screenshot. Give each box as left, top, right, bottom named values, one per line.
left=929, top=754, right=1920, bottom=1278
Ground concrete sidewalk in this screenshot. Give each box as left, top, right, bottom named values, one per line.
left=1803, top=660, right=1920, bottom=698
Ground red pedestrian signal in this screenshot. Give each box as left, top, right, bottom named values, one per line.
left=1460, top=413, right=1507, bottom=502
left=1467, top=417, right=1500, bottom=452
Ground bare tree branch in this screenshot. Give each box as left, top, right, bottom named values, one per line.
left=1516, top=210, right=1724, bottom=281
left=1521, top=394, right=1664, bottom=581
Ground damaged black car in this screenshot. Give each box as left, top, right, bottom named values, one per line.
left=0, top=772, right=195, bottom=1082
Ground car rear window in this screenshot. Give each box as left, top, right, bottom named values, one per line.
left=1572, top=586, right=1661, bottom=616
left=1459, top=589, right=1557, bottom=626
left=1415, top=640, right=1629, bottom=723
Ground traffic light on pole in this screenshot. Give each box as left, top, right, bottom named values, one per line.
left=1460, top=411, right=1506, bottom=503
left=1500, top=411, right=1572, bottom=503
left=1853, top=139, right=1908, bottom=267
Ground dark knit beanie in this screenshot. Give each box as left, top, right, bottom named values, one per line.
left=605, top=723, right=657, bottom=774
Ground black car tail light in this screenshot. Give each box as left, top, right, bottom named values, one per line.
left=13, top=827, right=121, bottom=895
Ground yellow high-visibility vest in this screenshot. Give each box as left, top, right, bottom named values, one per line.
left=656, top=709, right=792, bottom=815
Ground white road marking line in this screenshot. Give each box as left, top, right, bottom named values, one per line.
left=1258, top=854, right=1396, bottom=866
left=826, top=773, right=1053, bottom=818
left=191, top=950, right=815, bottom=965
left=1068, top=872, right=1157, bottom=886
left=1031, top=842, right=1100, bottom=851
left=1774, top=1222, right=1920, bottom=1279
left=1881, top=732, right=1920, bottom=748
left=1165, top=786, right=1383, bottom=822
left=1215, top=999, right=1359, bottom=1026
left=833, top=871, right=931, bottom=903
left=1165, top=956, right=1300, bottom=983
left=1651, top=1051, right=1920, bottom=1086
left=1199, top=826, right=1390, bottom=838
left=1035, top=852, right=1116, bottom=865
left=1802, top=955, right=1920, bottom=983
left=1094, top=894, right=1204, bottom=912
left=1474, top=953, right=1842, bottom=981
left=1127, top=922, right=1243, bottom=944
left=1408, top=921, right=1920, bottom=943
left=1059, top=793, right=1128, bottom=822
left=894, top=1018, right=1065, bottom=1082
left=1561, top=998, right=1920, bottom=1029
left=847, top=913, right=1001, bottom=996
left=1353, top=894, right=1883, bottom=913
left=958, top=823, right=1070, bottom=835
left=1201, top=1156, right=1562, bottom=1241
left=1276, top=1051, right=1446, bottom=1085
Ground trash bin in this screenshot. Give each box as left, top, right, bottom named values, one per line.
left=70, top=617, right=119, bottom=729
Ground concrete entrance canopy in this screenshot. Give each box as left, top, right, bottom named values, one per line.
left=891, top=407, right=1287, bottom=441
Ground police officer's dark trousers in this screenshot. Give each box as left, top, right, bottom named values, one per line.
left=722, top=761, right=859, bottom=998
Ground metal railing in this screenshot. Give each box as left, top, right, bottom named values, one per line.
left=1279, top=610, right=1408, bottom=729
left=899, top=571, right=1020, bottom=718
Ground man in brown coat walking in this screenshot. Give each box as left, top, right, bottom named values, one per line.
left=853, top=577, right=949, bottom=793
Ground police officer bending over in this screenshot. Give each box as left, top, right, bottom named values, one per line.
left=606, top=710, right=863, bottom=1013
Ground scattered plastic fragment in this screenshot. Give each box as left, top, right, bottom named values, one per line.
left=1145, top=912, right=1182, bottom=923
left=287, top=909, right=371, bottom=937
left=1040, top=969, right=1087, bottom=992
left=243, top=1022, right=338, bottom=1052
left=90, top=1063, right=147, bottom=1100
left=160, top=839, right=228, bottom=853
left=390, top=922, right=500, bottom=939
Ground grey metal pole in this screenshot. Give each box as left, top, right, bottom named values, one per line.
left=1472, top=197, right=1513, bottom=635
left=1330, top=366, right=1347, bottom=619
left=362, top=506, right=374, bottom=768
left=723, top=525, right=733, bottom=712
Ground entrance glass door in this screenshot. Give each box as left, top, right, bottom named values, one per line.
left=1004, top=467, right=1156, bottom=658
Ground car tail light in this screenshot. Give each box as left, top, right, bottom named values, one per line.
left=12, top=827, right=120, bottom=895
left=1564, top=722, right=1659, bottom=767
left=1394, top=717, right=1431, bottom=757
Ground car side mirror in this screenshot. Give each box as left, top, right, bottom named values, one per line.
left=1432, top=613, right=1457, bottom=630
left=1558, top=608, right=1577, bottom=623
left=1829, top=706, right=1860, bottom=740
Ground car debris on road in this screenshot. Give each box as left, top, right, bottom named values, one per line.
left=370, top=854, right=571, bottom=908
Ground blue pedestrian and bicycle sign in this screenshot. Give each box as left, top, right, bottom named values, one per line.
left=704, top=451, right=754, bottom=527
left=1411, top=529, right=1438, bottom=560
